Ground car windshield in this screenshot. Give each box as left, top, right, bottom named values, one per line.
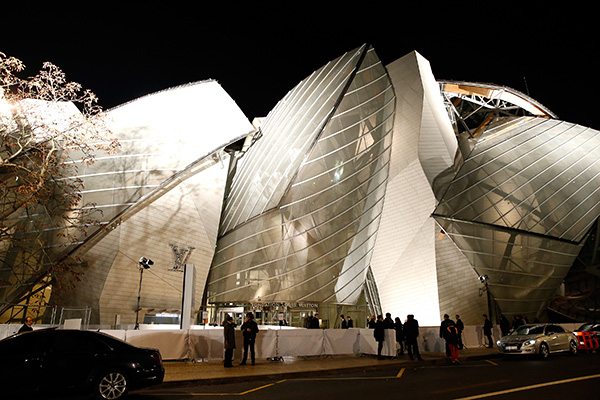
left=511, top=325, right=544, bottom=335
left=576, top=323, right=593, bottom=332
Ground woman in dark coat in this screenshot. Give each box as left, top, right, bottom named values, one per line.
left=223, top=314, right=236, bottom=368
left=404, top=314, right=423, bottom=361
left=394, top=317, right=405, bottom=355
left=483, top=314, right=494, bottom=348
left=445, top=320, right=460, bottom=364
left=374, top=315, right=385, bottom=359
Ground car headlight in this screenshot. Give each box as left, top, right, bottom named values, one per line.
left=522, top=339, right=536, bottom=346
left=496, top=340, right=502, bottom=346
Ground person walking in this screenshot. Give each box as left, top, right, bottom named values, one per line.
left=17, top=316, right=33, bottom=334
left=483, top=314, right=494, bottom=348
left=240, top=312, right=259, bottom=366
left=394, top=316, right=405, bottom=355
left=346, top=315, right=354, bottom=328
left=455, top=314, right=465, bottom=349
left=222, top=314, right=236, bottom=368
left=373, top=315, right=385, bottom=359
left=404, top=314, right=422, bottom=361
left=439, top=314, right=454, bottom=358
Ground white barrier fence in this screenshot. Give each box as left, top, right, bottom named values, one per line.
left=0, top=323, right=582, bottom=361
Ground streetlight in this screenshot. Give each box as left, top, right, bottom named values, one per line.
left=134, top=257, right=154, bottom=329
left=478, top=274, right=492, bottom=321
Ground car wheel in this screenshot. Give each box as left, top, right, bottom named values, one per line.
left=95, top=370, right=128, bottom=400
left=569, top=340, right=578, bottom=355
left=539, top=342, right=549, bottom=359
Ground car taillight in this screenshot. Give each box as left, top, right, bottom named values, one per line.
left=150, top=350, right=163, bottom=365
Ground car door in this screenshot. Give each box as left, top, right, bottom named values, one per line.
left=44, top=330, right=109, bottom=391
left=545, top=324, right=568, bottom=352
left=0, top=331, right=53, bottom=391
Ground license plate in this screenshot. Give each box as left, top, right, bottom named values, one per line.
left=506, top=346, right=517, bottom=351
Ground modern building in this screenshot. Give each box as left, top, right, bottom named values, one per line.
left=2, top=45, right=599, bottom=328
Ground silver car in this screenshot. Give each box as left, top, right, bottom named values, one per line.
left=496, top=323, right=578, bottom=359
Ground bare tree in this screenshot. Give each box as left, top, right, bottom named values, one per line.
left=0, top=52, right=119, bottom=322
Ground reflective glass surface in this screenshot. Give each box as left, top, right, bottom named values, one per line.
left=208, top=46, right=395, bottom=304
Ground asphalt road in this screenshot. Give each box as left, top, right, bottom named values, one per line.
left=129, top=352, right=600, bottom=400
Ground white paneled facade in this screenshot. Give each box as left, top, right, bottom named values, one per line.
left=370, top=52, right=485, bottom=326
left=53, top=81, right=255, bottom=325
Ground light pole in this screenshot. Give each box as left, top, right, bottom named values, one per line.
left=134, top=257, right=154, bottom=329
left=479, top=274, right=492, bottom=321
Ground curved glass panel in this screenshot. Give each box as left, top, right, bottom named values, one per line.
left=208, top=46, right=395, bottom=305
left=436, top=117, right=600, bottom=242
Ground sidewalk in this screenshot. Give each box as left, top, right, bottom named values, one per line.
left=162, top=347, right=501, bottom=385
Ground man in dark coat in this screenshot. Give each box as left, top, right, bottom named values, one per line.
left=455, top=314, right=465, bottom=349
left=404, top=314, right=423, bottom=361
left=383, top=312, right=395, bottom=329
left=483, top=314, right=494, bottom=348
left=346, top=315, right=354, bottom=328
left=439, top=314, right=454, bottom=357
left=17, top=317, right=33, bottom=334
left=223, top=314, right=236, bottom=368
left=310, top=313, right=320, bottom=329
left=240, top=312, right=259, bottom=365
left=373, top=315, right=385, bottom=359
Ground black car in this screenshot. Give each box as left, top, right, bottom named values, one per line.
left=0, top=328, right=164, bottom=399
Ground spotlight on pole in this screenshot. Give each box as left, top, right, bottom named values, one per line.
left=139, top=257, right=154, bottom=269
left=135, top=257, right=154, bottom=329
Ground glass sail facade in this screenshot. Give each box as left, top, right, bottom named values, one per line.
left=208, top=45, right=395, bottom=305
left=434, top=116, right=600, bottom=317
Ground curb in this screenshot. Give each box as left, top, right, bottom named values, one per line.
left=157, top=352, right=502, bottom=387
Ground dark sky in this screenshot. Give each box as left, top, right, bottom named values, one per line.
left=3, top=2, right=599, bottom=128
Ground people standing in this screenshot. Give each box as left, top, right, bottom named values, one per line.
left=222, top=314, right=236, bottom=368
left=310, top=313, right=320, bottom=329
left=394, top=316, right=405, bottom=355
left=240, top=312, right=259, bottom=366
left=439, top=314, right=454, bottom=358
left=483, top=314, right=494, bottom=348
left=17, top=316, right=33, bottom=333
left=383, top=312, right=395, bottom=329
left=367, top=315, right=376, bottom=328
left=346, top=315, right=354, bottom=328
left=455, top=314, right=465, bottom=349
left=404, top=314, right=422, bottom=361
left=340, top=314, right=348, bottom=329
left=373, top=314, right=385, bottom=359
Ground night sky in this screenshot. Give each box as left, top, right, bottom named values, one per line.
left=3, top=2, right=599, bottom=129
